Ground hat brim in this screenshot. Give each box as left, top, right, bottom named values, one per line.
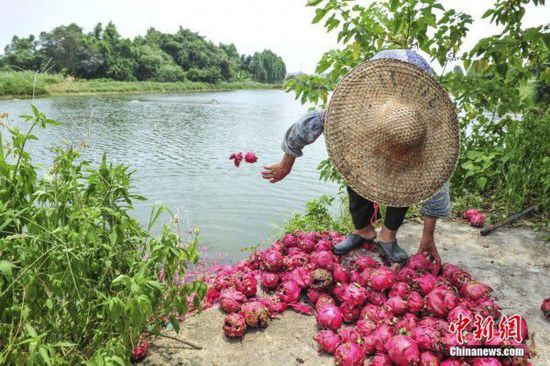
left=325, top=58, right=459, bottom=207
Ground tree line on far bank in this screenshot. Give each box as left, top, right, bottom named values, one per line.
left=0, top=22, right=287, bottom=84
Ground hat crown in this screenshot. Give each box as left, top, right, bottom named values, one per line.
left=379, top=101, right=426, bottom=149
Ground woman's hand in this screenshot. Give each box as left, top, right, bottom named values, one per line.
left=262, top=153, right=295, bottom=183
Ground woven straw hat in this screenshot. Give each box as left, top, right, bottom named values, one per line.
left=325, top=58, right=459, bottom=207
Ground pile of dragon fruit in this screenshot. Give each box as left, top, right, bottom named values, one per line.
left=202, top=231, right=532, bottom=366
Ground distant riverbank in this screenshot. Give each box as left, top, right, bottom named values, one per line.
left=0, top=71, right=281, bottom=99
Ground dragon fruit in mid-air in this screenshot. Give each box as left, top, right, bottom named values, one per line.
left=229, top=152, right=243, bottom=167
left=244, top=152, right=258, bottom=163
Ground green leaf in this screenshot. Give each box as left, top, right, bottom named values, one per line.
left=312, top=8, right=328, bottom=24
left=0, top=260, right=13, bottom=279
left=306, top=0, right=323, bottom=6
left=476, top=177, right=488, bottom=190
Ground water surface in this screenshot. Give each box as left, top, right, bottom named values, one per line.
left=0, top=90, right=337, bottom=259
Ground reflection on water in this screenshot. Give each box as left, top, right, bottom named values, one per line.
left=0, top=90, right=337, bottom=259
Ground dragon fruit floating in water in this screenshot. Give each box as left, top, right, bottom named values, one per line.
left=186, top=231, right=532, bottom=365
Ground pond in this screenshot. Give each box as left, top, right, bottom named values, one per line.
left=0, top=90, right=338, bottom=260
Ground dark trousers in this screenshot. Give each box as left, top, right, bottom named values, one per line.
left=347, top=186, right=408, bottom=231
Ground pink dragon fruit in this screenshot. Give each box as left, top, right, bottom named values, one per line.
left=419, top=351, right=440, bottom=366
left=333, top=263, right=349, bottom=283
left=362, top=334, right=377, bottom=355
left=460, top=281, right=492, bottom=301
left=373, top=324, right=394, bottom=353
left=315, top=293, right=336, bottom=311
left=260, top=296, right=287, bottom=314
left=262, top=249, right=283, bottom=272
left=366, top=290, right=388, bottom=306
left=315, top=238, right=332, bottom=252
left=407, top=253, right=433, bottom=273
left=307, top=288, right=321, bottom=304
left=385, top=335, right=420, bottom=366
left=368, top=267, right=396, bottom=292
left=541, top=297, right=550, bottom=319
left=463, top=208, right=480, bottom=219
left=356, top=319, right=376, bottom=337
left=261, top=272, right=280, bottom=289
left=223, top=313, right=247, bottom=338
left=341, top=283, right=367, bottom=307
left=339, top=302, right=361, bottom=323
left=338, top=327, right=362, bottom=344
left=244, top=152, right=258, bottom=163
left=131, top=339, right=149, bottom=362
left=384, top=296, right=408, bottom=315
left=426, top=287, right=459, bottom=318
left=394, top=312, right=418, bottom=332
left=235, top=273, right=257, bottom=297
left=206, top=287, right=220, bottom=304
left=441, top=331, right=461, bottom=354
left=219, top=288, right=247, bottom=313
left=472, top=357, right=502, bottom=366
left=278, top=280, right=301, bottom=303
left=411, top=325, right=442, bottom=352
left=229, top=152, right=243, bottom=167
left=283, top=251, right=309, bottom=270
left=447, top=305, right=473, bottom=330
left=299, top=237, right=316, bottom=253
left=521, top=317, right=529, bottom=341
left=407, top=291, right=425, bottom=313
left=475, top=297, right=501, bottom=319
left=334, top=342, right=366, bottom=366
left=397, top=267, right=420, bottom=282
left=288, top=302, right=314, bottom=315
left=353, top=256, right=380, bottom=270
left=370, top=353, right=393, bottom=366
left=469, top=212, right=485, bottom=227
left=316, top=303, right=343, bottom=331
left=282, top=267, right=312, bottom=289
left=312, top=250, right=334, bottom=270
left=414, top=273, right=437, bottom=295
left=314, top=330, right=340, bottom=354
left=240, top=301, right=269, bottom=328
left=311, top=268, right=333, bottom=290
left=389, top=281, right=411, bottom=298
left=282, top=233, right=299, bottom=247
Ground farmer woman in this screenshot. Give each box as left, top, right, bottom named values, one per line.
left=262, top=49, right=459, bottom=263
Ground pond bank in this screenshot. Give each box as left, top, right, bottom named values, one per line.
left=0, top=71, right=281, bottom=99
left=144, top=220, right=549, bottom=365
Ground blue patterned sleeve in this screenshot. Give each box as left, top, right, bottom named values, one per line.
left=420, top=181, right=451, bottom=217
left=281, top=109, right=326, bottom=157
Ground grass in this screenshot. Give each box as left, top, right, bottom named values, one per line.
left=0, top=71, right=281, bottom=98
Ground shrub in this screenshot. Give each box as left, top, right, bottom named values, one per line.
left=0, top=107, right=206, bottom=364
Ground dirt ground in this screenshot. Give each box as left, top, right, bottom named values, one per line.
left=144, top=221, right=549, bottom=366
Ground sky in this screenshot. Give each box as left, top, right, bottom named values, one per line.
left=1, top=0, right=549, bottom=74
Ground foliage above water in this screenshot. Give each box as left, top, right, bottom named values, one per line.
left=0, top=22, right=286, bottom=84
left=0, top=108, right=206, bottom=364
left=286, top=0, right=549, bottom=223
